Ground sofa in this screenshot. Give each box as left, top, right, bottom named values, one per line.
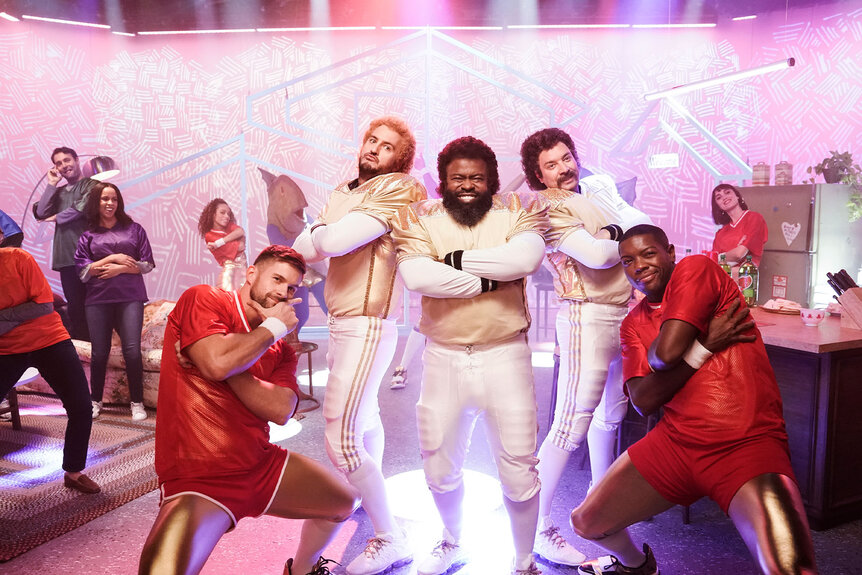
left=20, top=300, right=174, bottom=409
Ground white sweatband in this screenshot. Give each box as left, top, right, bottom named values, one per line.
left=213, top=238, right=226, bottom=248
left=682, top=339, right=713, bottom=369
left=259, top=317, right=288, bottom=341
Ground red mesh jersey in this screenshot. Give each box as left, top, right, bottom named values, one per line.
left=154, top=285, right=297, bottom=484
left=621, top=255, right=787, bottom=448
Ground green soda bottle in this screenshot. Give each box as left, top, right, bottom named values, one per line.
left=737, top=254, right=758, bottom=306
left=719, top=254, right=732, bottom=276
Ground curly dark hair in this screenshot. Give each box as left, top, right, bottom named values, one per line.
left=197, top=198, right=235, bottom=238
left=519, top=128, right=580, bottom=191
left=436, top=136, right=500, bottom=195
left=363, top=116, right=417, bottom=173
left=710, top=183, right=749, bottom=225
left=253, top=244, right=307, bottom=275
left=84, top=182, right=133, bottom=229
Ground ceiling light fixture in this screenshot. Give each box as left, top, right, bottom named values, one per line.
left=112, top=31, right=135, bottom=37
left=644, top=57, right=795, bottom=101
left=0, top=11, right=20, bottom=22
left=21, top=14, right=110, bottom=29
left=380, top=26, right=502, bottom=30
left=732, top=15, right=757, bottom=21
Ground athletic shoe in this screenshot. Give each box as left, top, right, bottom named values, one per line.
left=512, top=560, right=542, bottom=575
left=577, top=544, right=659, bottom=575
left=534, top=524, right=586, bottom=566
left=286, top=556, right=340, bottom=575
left=92, top=401, right=102, bottom=419
left=131, top=402, right=147, bottom=421
left=417, top=537, right=466, bottom=575
left=345, top=531, right=413, bottom=575
left=389, top=366, right=407, bottom=390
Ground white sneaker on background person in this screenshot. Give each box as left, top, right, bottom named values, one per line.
left=130, top=402, right=147, bottom=421
left=345, top=529, right=412, bottom=575
left=417, top=529, right=467, bottom=575
left=92, top=401, right=102, bottom=419
left=534, top=523, right=586, bottom=566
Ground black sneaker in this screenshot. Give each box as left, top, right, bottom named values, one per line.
left=577, top=544, right=659, bottom=575
left=286, top=556, right=340, bottom=575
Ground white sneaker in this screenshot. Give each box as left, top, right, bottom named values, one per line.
left=389, top=366, right=407, bottom=390
left=534, top=524, right=585, bottom=566
left=417, top=537, right=466, bottom=575
left=92, top=401, right=102, bottom=419
left=130, top=402, right=147, bottom=421
left=0, top=399, right=11, bottom=421
left=345, top=531, right=412, bottom=575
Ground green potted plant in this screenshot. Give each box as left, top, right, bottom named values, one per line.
left=806, top=151, right=862, bottom=221
left=806, top=150, right=860, bottom=184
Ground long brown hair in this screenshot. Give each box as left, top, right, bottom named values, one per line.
left=85, top=182, right=133, bottom=229
left=197, top=198, right=235, bottom=238
left=710, top=183, right=749, bottom=225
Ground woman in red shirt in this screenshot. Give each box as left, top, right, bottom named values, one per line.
left=198, top=199, right=247, bottom=291
left=711, top=183, right=768, bottom=268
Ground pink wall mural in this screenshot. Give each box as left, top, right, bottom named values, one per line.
left=1, top=3, right=860, bottom=305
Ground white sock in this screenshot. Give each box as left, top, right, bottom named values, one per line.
left=347, top=461, right=399, bottom=538
left=399, top=327, right=426, bottom=367
left=538, top=515, right=553, bottom=531
left=536, top=439, right=574, bottom=518
left=431, top=483, right=465, bottom=542
left=587, top=424, right=618, bottom=487
left=292, top=518, right=340, bottom=573
left=504, top=493, right=540, bottom=570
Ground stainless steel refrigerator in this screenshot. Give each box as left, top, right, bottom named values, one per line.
left=739, top=183, right=862, bottom=307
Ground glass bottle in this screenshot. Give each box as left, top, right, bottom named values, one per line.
left=737, top=254, right=759, bottom=306
left=719, top=254, right=732, bottom=276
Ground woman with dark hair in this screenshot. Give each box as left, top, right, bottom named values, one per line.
left=711, top=183, right=768, bottom=267
left=197, top=198, right=246, bottom=291
left=75, top=182, right=155, bottom=421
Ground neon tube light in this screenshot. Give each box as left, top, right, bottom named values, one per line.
left=257, top=26, right=376, bottom=32
left=138, top=28, right=256, bottom=35
left=112, top=31, right=135, bottom=37
left=507, top=24, right=631, bottom=29
left=644, top=58, right=795, bottom=101
left=0, top=12, right=20, bottom=22
left=21, top=14, right=110, bottom=29
left=732, top=15, right=757, bottom=21
left=380, top=26, right=502, bottom=30
left=632, top=23, right=716, bottom=28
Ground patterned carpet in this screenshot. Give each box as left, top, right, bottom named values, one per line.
left=0, top=393, right=157, bottom=562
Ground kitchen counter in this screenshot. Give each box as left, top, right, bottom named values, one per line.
left=752, top=308, right=862, bottom=353
left=752, top=308, right=862, bottom=529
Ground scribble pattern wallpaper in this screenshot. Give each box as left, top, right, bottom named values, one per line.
left=1, top=4, right=860, bottom=303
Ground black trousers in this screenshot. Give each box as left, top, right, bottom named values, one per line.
left=0, top=339, right=93, bottom=473
left=59, top=265, right=89, bottom=341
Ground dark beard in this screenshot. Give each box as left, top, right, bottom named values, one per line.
left=442, top=188, right=494, bottom=227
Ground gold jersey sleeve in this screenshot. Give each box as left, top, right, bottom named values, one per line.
left=321, top=173, right=427, bottom=318
left=393, top=192, right=550, bottom=346
left=537, top=188, right=631, bottom=306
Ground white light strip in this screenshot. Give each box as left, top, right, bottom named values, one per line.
left=0, top=11, right=20, bottom=22
left=257, top=26, right=376, bottom=32
left=138, top=28, right=256, bottom=35
left=112, top=30, right=135, bottom=37
left=507, top=24, right=631, bottom=29
left=632, top=23, right=716, bottom=28
left=21, top=14, right=111, bottom=29
left=644, top=57, right=795, bottom=101
left=381, top=25, right=502, bottom=30
left=732, top=15, right=757, bottom=21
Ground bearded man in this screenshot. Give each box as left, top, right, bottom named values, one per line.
left=392, top=136, right=549, bottom=575
left=140, top=246, right=359, bottom=575
left=293, top=116, right=426, bottom=575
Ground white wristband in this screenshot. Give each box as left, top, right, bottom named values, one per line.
left=259, top=316, right=288, bottom=341
left=213, top=238, right=226, bottom=248
left=682, top=339, right=713, bottom=369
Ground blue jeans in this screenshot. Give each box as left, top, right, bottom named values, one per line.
left=0, top=339, right=93, bottom=472
left=85, top=301, right=145, bottom=403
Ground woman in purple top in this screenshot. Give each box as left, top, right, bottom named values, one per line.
left=75, top=182, right=155, bottom=421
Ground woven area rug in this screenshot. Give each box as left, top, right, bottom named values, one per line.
left=0, top=393, right=157, bottom=562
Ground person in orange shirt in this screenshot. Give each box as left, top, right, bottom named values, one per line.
left=198, top=198, right=247, bottom=291
left=0, top=247, right=100, bottom=494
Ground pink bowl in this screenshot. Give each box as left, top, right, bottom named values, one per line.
left=799, top=308, right=826, bottom=326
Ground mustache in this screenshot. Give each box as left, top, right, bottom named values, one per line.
left=558, top=170, right=576, bottom=182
